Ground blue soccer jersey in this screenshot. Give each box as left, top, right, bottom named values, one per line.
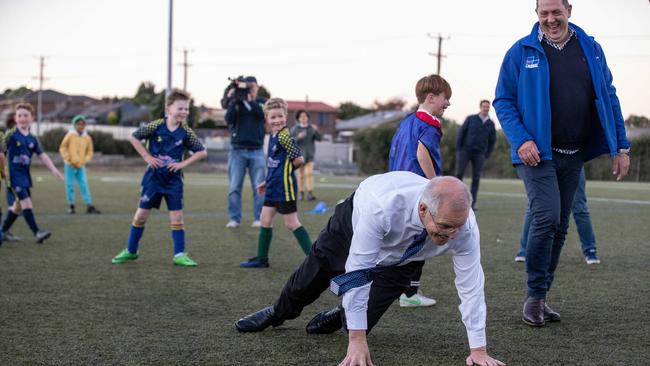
left=5, top=128, right=43, bottom=188
left=133, top=119, right=205, bottom=193
left=264, top=127, right=302, bottom=202
left=388, top=111, right=443, bottom=177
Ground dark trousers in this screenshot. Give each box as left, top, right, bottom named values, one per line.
left=455, top=150, right=486, bottom=206
left=516, top=151, right=584, bottom=299
left=273, top=194, right=424, bottom=332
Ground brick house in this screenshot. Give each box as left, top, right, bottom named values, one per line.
left=286, top=100, right=339, bottom=140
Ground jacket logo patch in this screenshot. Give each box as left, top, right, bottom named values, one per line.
left=525, top=56, right=540, bottom=69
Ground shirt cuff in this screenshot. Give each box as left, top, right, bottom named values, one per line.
left=345, top=309, right=368, bottom=330
left=467, top=329, right=487, bottom=349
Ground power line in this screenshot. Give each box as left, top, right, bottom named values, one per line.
left=32, top=55, right=49, bottom=136
left=427, top=33, right=450, bottom=75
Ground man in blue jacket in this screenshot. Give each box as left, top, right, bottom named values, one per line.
left=494, top=0, right=630, bottom=327
left=225, top=76, right=267, bottom=229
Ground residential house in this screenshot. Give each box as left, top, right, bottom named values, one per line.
left=335, top=110, right=410, bottom=141
left=286, top=100, right=339, bottom=140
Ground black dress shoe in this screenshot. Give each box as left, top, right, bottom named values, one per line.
left=235, top=306, right=284, bottom=332
left=306, top=305, right=343, bottom=334
left=544, top=303, right=561, bottom=322
left=522, top=296, right=546, bottom=327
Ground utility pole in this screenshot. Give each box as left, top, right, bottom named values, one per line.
left=166, top=0, right=173, bottom=97
left=427, top=33, right=450, bottom=75
left=32, top=55, right=49, bottom=136
left=177, top=48, right=193, bottom=92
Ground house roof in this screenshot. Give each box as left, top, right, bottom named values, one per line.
left=22, top=89, right=99, bottom=104
left=286, top=101, right=338, bottom=113
left=336, top=110, right=410, bottom=131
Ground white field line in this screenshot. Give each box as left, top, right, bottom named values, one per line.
left=99, top=176, right=650, bottom=206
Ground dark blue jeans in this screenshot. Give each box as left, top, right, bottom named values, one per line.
left=516, top=151, right=584, bottom=299
left=518, top=167, right=596, bottom=256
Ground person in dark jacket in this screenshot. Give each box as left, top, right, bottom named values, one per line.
left=224, top=76, right=267, bottom=229
left=290, top=110, right=322, bottom=201
left=454, top=100, right=496, bottom=211
left=494, top=0, right=630, bottom=328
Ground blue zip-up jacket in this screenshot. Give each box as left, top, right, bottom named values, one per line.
left=494, top=23, right=629, bottom=164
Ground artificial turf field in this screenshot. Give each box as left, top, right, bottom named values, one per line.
left=0, top=168, right=648, bottom=365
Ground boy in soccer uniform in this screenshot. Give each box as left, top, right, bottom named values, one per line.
left=111, top=90, right=207, bottom=266
left=1, top=103, right=64, bottom=244
left=388, top=74, right=451, bottom=307
left=240, top=98, right=312, bottom=268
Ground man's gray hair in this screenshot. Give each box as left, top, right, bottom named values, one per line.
left=420, top=177, right=472, bottom=216
left=536, top=0, right=570, bottom=11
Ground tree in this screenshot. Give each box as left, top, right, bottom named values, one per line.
left=373, top=98, right=407, bottom=111
left=625, top=115, right=650, bottom=128
left=337, top=101, right=370, bottom=120
left=150, top=91, right=166, bottom=120
left=107, top=110, right=121, bottom=125
left=258, top=85, right=271, bottom=99
left=133, top=82, right=157, bottom=106
left=187, top=99, right=199, bottom=127
left=2, top=86, right=32, bottom=98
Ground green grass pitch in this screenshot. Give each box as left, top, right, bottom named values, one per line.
left=1, top=169, right=648, bottom=365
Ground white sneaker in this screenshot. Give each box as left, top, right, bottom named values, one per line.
left=225, top=220, right=240, bottom=229
left=399, top=292, right=437, bottom=307
left=251, top=220, right=261, bottom=228
left=514, top=255, right=526, bottom=262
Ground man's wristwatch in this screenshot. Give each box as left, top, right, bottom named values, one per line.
left=617, top=148, right=630, bottom=155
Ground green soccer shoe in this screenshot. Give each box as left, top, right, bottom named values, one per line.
left=112, top=249, right=139, bottom=264
left=173, top=253, right=197, bottom=267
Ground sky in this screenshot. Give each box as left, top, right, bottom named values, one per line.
left=0, top=0, right=648, bottom=124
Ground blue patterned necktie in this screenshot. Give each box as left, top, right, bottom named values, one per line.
left=330, top=229, right=428, bottom=296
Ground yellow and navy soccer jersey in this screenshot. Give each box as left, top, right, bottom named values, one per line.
left=5, top=128, right=43, bottom=188
left=264, top=127, right=302, bottom=202
left=133, top=118, right=205, bottom=193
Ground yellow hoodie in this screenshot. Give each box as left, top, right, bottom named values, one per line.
left=59, top=131, right=93, bottom=168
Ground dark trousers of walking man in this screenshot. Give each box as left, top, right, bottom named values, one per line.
left=455, top=150, right=486, bottom=209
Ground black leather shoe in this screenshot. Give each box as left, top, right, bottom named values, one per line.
left=522, top=297, right=545, bottom=327
left=306, top=305, right=343, bottom=334
left=544, top=303, right=561, bottom=322
left=235, top=306, right=284, bottom=332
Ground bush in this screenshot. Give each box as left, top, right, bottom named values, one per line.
left=39, top=128, right=68, bottom=152
left=353, top=125, right=396, bottom=174
left=38, top=127, right=136, bottom=156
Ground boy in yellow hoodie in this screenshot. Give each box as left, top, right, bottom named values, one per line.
left=59, top=115, right=100, bottom=214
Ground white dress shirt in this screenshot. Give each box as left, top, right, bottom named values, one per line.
left=342, top=171, right=487, bottom=349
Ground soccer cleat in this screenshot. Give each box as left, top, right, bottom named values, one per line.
left=225, top=220, right=240, bottom=229
left=399, top=291, right=437, bottom=307
left=240, top=256, right=269, bottom=268
left=251, top=220, right=261, bottom=228
left=86, top=205, right=101, bottom=214
left=4, top=231, right=21, bottom=241
left=112, top=249, right=139, bottom=264
left=68, top=204, right=76, bottom=214
left=585, top=249, right=601, bottom=265
left=235, top=306, right=284, bottom=332
left=515, top=251, right=526, bottom=262
left=35, top=230, right=51, bottom=244
left=173, top=253, right=198, bottom=267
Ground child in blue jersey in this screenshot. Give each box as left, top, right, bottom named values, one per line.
left=388, top=74, right=452, bottom=307
left=1, top=103, right=64, bottom=244
left=240, top=98, right=312, bottom=268
left=111, top=90, right=207, bottom=266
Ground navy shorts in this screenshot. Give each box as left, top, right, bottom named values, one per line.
left=7, top=186, right=31, bottom=206
left=263, top=200, right=297, bottom=214
left=138, top=186, right=183, bottom=211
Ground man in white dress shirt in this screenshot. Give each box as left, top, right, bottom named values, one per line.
left=235, top=172, right=504, bottom=366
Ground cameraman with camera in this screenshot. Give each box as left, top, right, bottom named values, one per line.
left=223, top=76, right=267, bottom=228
